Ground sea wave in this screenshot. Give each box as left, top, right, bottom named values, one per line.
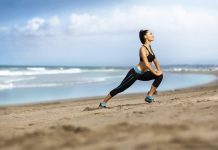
left=0, top=67, right=123, bottom=76
left=163, top=67, right=218, bottom=72
left=27, top=67, right=46, bottom=71
left=0, top=76, right=118, bottom=90
left=3, top=76, right=36, bottom=83
left=0, top=83, right=13, bottom=90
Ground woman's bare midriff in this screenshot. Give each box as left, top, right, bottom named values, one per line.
left=136, top=62, right=151, bottom=73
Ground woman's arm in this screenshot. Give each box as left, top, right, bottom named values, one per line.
left=153, top=58, right=162, bottom=71
left=140, top=47, right=158, bottom=76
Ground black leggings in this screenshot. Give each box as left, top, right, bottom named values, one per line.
left=109, top=66, right=163, bottom=97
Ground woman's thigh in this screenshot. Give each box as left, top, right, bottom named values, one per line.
left=137, top=71, right=157, bottom=81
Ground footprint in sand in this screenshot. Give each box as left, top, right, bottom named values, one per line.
left=14, top=127, right=25, bottom=130
left=49, top=124, right=91, bottom=133
left=132, top=111, right=146, bottom=114
left=170, top=97, right=179, bottom=101
left=29, top=123, right=34, bottom=126
left=200, top=106, right=211, bottom=110
left=58, top=117, right=72, bottom=121
left=83, top=106, right=111, bottom=111
left=82, top=107, right=98, bottom=111
left=197, top=99, right=211, bottom=103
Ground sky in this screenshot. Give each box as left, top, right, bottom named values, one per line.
left=0, top=0, right=218, bottom=67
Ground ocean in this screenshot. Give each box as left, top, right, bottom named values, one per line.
left=0, top=65, right=217, bottom=106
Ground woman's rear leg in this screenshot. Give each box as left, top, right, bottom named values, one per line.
left=101, top=69, right=137, bottom=103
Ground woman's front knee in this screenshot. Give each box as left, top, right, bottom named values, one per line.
left=159, top=73, right=163, bottom=78
left=156, top=73, right=163, bottom=83
left=157, top=73, right=163, bottom=79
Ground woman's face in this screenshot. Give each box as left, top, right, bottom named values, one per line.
left=145, top=31, right=154, bottom=42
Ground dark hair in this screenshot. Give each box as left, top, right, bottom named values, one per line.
left=139, top=29, right=148, bottom=44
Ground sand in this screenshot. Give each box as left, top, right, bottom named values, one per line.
left=0, top=71, right=218, bottom=150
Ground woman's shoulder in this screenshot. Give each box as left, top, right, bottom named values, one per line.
left=139, top=45, right=148, bottom=55
left=140, top=45, right=146, bottom=50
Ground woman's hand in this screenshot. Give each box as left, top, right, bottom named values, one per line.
left=155, top=70, right=163, bottom=76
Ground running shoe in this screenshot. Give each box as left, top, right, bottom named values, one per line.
left=98, top=102, right=108, bottom=108
left=145, top=95, right=154, bottom=103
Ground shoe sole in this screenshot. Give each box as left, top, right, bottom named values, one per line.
left=98, top=106, right=111, bottom=109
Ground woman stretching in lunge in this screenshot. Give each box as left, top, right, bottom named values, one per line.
left=99, top=29, right=164, bottom=108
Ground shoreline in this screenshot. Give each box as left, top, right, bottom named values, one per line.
left=0, top=70, right=218, bottom=150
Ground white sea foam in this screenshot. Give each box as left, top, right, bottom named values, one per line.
left=0, top=76, right=116, bottom=90
left=0, top=83, right=13, bottom=90
left=163, top=67, right=218, bottom=72
left=0, top=67, right=121, bottom=76
left=0, top=68, right=82, bottom=76
left=27, top=67, right=46, bottom=71
left=3, top=76, right=36, bottom=83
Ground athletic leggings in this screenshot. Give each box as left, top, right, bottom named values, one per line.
left=109, top=66, right=163, bottom=97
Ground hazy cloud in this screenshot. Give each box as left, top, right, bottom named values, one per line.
left=4, top=5, right=217, bottom=37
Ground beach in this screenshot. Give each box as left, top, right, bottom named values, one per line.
left=0, top=71, right=218, bottom=150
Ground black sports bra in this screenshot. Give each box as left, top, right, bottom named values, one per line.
left=140, top=45, right=156, bottom=62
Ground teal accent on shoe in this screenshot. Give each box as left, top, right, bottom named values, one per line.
left=147, top=95, right=154, bottom=100
left=145, top=95, right=154, bottom=103
left=99, top=102, right=107, bottom=107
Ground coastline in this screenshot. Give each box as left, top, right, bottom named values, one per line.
left=0, top=71, right=218, bottom=150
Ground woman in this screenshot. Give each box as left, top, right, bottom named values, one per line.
left=99, top=29, right=164, bottom=108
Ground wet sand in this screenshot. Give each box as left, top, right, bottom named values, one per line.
left=0, top=71, right=218, bottom=150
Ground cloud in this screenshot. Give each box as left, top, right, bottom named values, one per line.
left=48, top=16, right=61, bottom=27
left=25, top=17, right=45, bottom=32
left=67, top=13, right=107, bottom=35
left=11, top=16, right=61, bottom=36
left=3, top=5, right=218, bottom=37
